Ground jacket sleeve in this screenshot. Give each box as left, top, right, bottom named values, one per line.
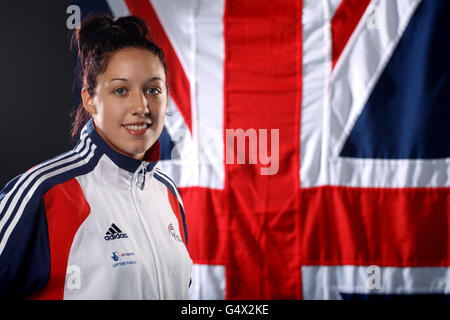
left=166, top=184, right=188, bottom=247
left=153, top=169, right=189, bottom=246
left=0, top=174, right=50, bottom=298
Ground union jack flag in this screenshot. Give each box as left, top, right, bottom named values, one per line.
left=74, top=0, right=450, bottom=299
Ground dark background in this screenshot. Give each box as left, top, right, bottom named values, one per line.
left=0, top=0, right=74, bottom=188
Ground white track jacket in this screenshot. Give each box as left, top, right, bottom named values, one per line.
left=0, top=119, right=192, bottom=299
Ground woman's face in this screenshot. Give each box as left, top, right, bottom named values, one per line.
left=82, top=47, right=167, bottom=160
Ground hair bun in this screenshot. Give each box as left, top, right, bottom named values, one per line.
left=74, top=15, right=112, bottom=59
left=74, top=15, right=150, bottom=62
left=113, top=16, right=149, bottom=38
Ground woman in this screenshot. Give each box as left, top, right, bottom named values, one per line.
left=0, top=15, right=192, bottom=299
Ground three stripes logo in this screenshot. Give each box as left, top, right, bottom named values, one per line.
left=104, top=223, right=128, bottom=241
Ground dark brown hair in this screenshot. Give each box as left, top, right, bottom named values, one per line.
left=71, top=14, right=167, bottom=140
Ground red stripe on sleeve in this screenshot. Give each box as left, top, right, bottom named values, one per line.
left=166, top=187, right=187, bottom=247
left=30, top=178, right=90, bottom=300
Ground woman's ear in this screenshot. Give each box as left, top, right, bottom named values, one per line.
left=81, top=88, right=97, bottom=115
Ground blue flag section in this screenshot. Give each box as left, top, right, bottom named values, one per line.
left=341, top=0, right=450, bottom=159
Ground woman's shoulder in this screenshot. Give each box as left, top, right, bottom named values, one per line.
left=0, top=143, right=97, bottom=202
left=153, top=167, right=178, bottom=188
left=152, top=167, right=184, bottom=204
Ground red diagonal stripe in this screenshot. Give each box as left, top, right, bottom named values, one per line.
left=124, top=0, right=192, bottom=134
left=331, top=0, right=371, bottom=69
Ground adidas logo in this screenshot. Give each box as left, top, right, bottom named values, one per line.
left=104, top=223, right=128, bottom=241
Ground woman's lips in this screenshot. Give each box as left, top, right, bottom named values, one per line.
left=122, top=122, right=151, bottom=136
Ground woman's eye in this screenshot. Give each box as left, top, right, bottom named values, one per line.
left=147, top=87, right=161, bottom=95
left=114, top=88, right=127, bottom=96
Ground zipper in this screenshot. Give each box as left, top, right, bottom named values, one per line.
left=130, top=163, right=165, bottom=298
left=137, top=163, right=147, bottom=190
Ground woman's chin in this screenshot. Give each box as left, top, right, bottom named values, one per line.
left=123, top=148, right=148, bottom=160
left=109, top=141, right=148, bottom=161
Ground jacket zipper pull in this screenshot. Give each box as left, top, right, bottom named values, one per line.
left=137, top=165, right=147, bottom=190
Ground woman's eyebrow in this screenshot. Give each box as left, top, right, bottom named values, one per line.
left=146, top=77, right=164, bottom=83
left=108, top=78, right=128, bottom=83
left=107, top=77, right=164, bottom=83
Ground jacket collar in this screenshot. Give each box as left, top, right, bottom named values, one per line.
left=80, top=118, right=159, bottom=173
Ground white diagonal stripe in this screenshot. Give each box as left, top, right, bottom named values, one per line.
left=330, top=0, right=423, bottom=156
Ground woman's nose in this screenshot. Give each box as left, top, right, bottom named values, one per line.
left=130, top=91, right=149, bottom=116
